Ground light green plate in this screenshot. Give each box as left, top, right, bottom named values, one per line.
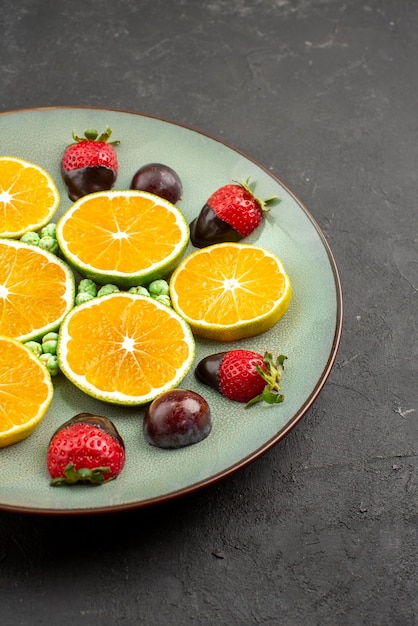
left=0, top=107, right=343, bottom=514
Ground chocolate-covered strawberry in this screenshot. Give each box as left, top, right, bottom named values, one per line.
left=47, top=412, right=125, bottom=485
left=61, top=127, right=119, bottom=201
left=195, top=349, right=287, bottom=407
left=189, top=178, right=279, bottom=248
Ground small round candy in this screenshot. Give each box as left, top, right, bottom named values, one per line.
left=75, top=292, right=95, bottom=305
left=144, top=389, right=211, bottom=449
left=154, top=294, right=171, bottom=307
left=42, top=332, right=59, bottom=355
left=40, top=223, right=57, bottom=239
left=78, top=278, right=98, bottom=296
left=40, top=353, right=60, bottom=376
left=130, top=163, right=183, bottom=204
left=149, top=279, right=170, bottom=297
left=24, top=340, right=43, bottom=357
left=97, top=284, right=120, bottom=297
left=21, top=232, right=41, bottom=246
left=39, top=236, right=59, bottom=254
left=128, top=286, right=150, bottom=296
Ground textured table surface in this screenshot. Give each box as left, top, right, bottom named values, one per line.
left=0, top=1, right=416, bottom=625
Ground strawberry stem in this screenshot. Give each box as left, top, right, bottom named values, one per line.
left=50, top=462, right=112, bottom=486
left=71, top=126, right=120, bottom=145
left=233, top=177, right=280, bottom=212
left=245, top=352, right=287, bottom=408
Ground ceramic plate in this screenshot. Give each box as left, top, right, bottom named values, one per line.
left=0, top=106, right=343, bottom=514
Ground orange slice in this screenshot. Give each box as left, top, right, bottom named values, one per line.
left=170, top=242, right=292, bottom=341
left=57, top=292, right=195, bottom=405
left=0, top=336, right=53, bottom=447
left=0, top=157, right=60, bottom=238
left=56, top=190, right=190, bottom=288
left=0, top=239, right=75, bottom=341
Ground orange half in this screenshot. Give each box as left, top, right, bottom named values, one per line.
left=57, top=292, right=195, bottom=405
left=0, top=336, right=53, bottom=448
left=0, top=157, right=60, bottom=238
left=170, top=242, right=292, bottom=341
left=56, top=190, right=190, bottom=288
left=0, top=239, right=75, bottom=341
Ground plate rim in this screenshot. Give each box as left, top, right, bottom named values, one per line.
left=0, top=105, right=344, bottom=515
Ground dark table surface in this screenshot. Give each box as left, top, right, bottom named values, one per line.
left=0, top=1, right=417, bottom=625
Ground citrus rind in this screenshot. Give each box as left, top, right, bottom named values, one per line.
left=0, top=156, right=60, bottom=238
left=57, top=292, right=196, bottom=406
left=0, top=336, right=54, bottom=448
left=55, top=190, right=190, bottom=288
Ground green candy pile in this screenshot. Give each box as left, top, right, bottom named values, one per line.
left=24, top=332, right=60, bottom=377
left=20, top=223, right=59, bottom=255
left=75, top=278, right=172, bottom=307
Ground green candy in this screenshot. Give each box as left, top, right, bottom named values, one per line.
left=42, top=341, right=58, bottom=355
left=40, top=223, right=57, bottom=239
left=24, top=340, right=43, bottom=357
left=154, top=294, right=172, bottom=307
left=75, top=292, right=95, bottom=305
left=39, top=235, right=59, bottom=254
left=77, top=278, right=97, bottom=297
left=128, top=286, right=150, bottom=296
left=97, top=284, right=120, bottom=297
left=42, top=332, right=59, bottom=355
left=149, top=279, right=170, bottom=297
left=21, top=232, right=41, bottom=246
left=40, top=353, right=60, bottom=376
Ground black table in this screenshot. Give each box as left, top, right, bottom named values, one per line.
left=1, top=2, right=416, bottom=624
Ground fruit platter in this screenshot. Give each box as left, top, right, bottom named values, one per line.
left=0, top=106, right=343, bottom=514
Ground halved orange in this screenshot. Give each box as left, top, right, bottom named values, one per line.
left=0, top=336, right=53, bottom=447
left=170, top=242, right=292, bottom=341
left=0, top=157, right=60, bottom=238
left=56, top=190, right=190, bottom=288
left=0, top=239, right=75, bottom=342
left=57, top=292, right=195, bottom=405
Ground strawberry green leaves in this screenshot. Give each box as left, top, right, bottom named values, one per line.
left=50, top=462, right=112, bottom=486
left=71, top=126, right=120, bottom=146
left=246, top=352, right=287, bottom=408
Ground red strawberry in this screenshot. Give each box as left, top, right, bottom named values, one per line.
left=47, top=412, right=125, bottom=485
left=189, top=178, right=279, bottom=248
left=195, top=349, right=287, bottom=407
left=61, top=126, right=119, bottom=201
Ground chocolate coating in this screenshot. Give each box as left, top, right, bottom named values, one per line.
left=62, top=166, right=117, bottom=201
left=189, top=204, right=242, bottom=248
left=130, top=163, right=183, bottom=204
left=50, top=412, right=125, bottom=449
left=194, top=351, right=229, bottom=390
left=143, top=389, right=212, bottom=449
